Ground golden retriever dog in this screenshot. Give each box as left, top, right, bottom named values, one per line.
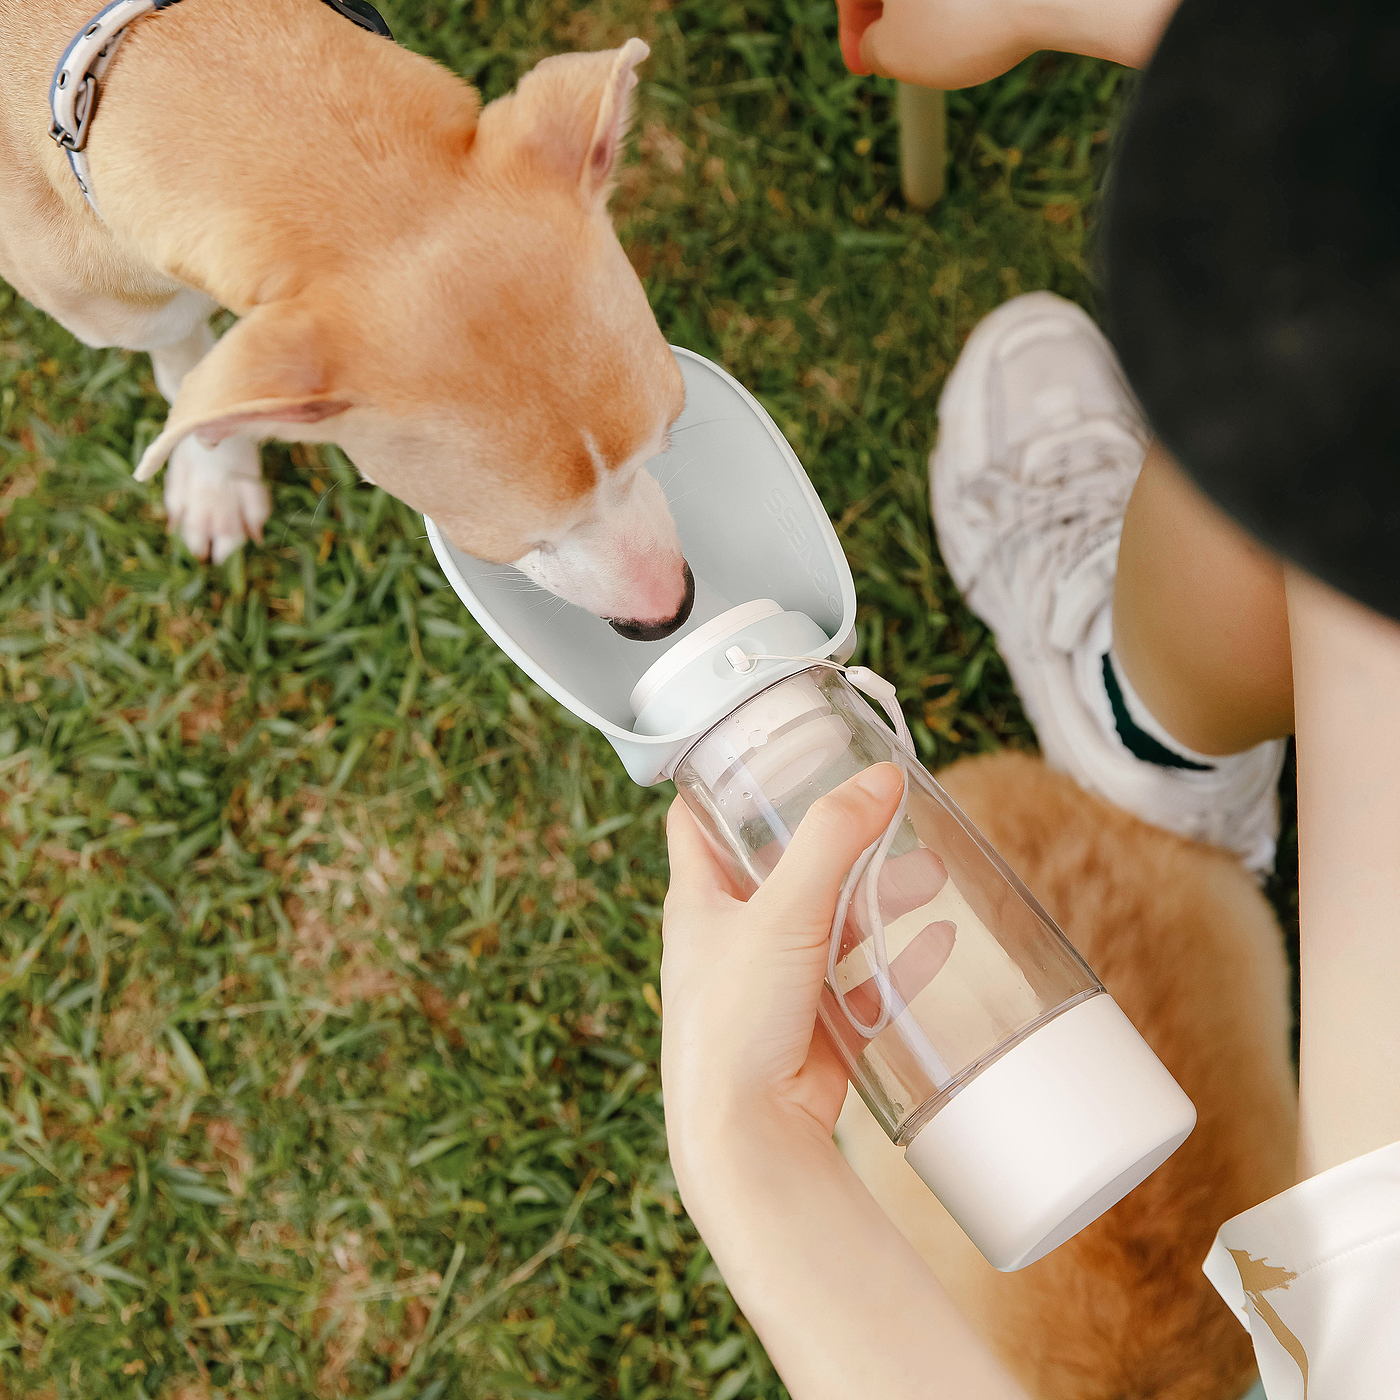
left=837, top=752, right=1296, bottom=1399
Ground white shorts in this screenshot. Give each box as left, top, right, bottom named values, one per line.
left=1203, top=1138, right=1400, bottom=1398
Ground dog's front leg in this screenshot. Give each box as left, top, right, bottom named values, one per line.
left=150, top=323, right=271, bottom=565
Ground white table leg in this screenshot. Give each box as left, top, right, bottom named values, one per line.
left=898, top=83, right=947, bottom=209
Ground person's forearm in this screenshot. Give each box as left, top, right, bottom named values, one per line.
left=1019, top=0, right=1179, bottom=68
left=1287, top=569, right=1400, bottom=1178
left=673, top=1106, right=1028, bottom=1400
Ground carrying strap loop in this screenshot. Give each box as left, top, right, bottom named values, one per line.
left=724, top=651, right=915, bottom=1039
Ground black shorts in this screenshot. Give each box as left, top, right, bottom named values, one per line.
left=1101, top=0, right=1400, bottom=623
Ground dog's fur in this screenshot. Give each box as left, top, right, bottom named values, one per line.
left=0, top=3, right=690, bottom=630
left=836, top=752, right=1297, bottom=1398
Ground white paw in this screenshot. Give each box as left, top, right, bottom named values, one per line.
left=164, top=434, right=271, bottom=565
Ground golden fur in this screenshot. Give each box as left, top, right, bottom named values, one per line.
left=836, top=752, right=1296, bottom=1399
left=0, top=2, right=689, bottom=625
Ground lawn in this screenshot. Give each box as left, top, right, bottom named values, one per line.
left=0, top=2, right=1292, bottom=1397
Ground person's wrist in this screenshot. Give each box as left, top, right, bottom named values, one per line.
left=1014, top=0, right=1106, bottom=59
left=1014, top=0, right=1175, bottom=67
left=991, top=0, right=1047, bottom=67
left=666, top=1081, right=837, bottom=1219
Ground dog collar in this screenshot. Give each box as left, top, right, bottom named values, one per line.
left=50, top=0, right=393, bottom=220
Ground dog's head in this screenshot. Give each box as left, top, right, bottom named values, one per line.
left=137, top=41, right=694, bottom=639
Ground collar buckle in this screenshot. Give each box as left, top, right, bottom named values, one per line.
left=50, top=72, right=98, bottom=152
left=51, top=0, right=394, bottom=222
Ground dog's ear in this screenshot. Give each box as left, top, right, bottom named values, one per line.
left=577, top=38, right=649, bottom=199
left=477, top=38, right=649, bottom=202
left=135, top=302, right=356, bottom=483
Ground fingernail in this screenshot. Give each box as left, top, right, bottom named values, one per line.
left=854, top=763, right=903, bottom=801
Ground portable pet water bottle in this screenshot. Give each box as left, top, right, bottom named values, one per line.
left=427, top=349, right=1196, bottom=1272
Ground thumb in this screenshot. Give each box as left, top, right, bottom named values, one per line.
left=838, top=0, right=884, bottom=73
left=752, top=764, right=905, bottom=933
left=857, top=16, right=894, bottom=79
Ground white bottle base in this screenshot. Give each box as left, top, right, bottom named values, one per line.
left=902, top=993, right=1196, bottom=1272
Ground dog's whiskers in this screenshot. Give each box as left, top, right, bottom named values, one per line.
left=668, top=416, right=727, bottom=436
left=659, top=451, right=701, bottom=495
left=664, top=482, right=711, bottom=509
left=472, top=575, right=545, bottom=594
left=310, top=480, right=341, bottom=526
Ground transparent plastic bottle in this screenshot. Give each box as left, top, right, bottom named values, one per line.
left=673, top=667, right=1196, bottom=1271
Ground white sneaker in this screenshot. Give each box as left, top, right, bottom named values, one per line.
left=931, top=291, right=1285, bottom=874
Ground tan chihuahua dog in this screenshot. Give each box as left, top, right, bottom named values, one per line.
left=0, top=1, right=694, bottom=639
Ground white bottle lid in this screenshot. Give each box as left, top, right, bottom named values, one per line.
left=630, top=599, right=784, bottom=716
left=902, top=993, right=1196, bottom=1272
left=628, top=601, right=835, bottom=754
left=682, top=670, right=855, bottom=807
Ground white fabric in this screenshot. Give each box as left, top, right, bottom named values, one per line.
left=1106, top=639, right=1220, bottom=767
left=1072, top=603, right=1123, bottom=757
left=1203, top=1138, right=1400, bottom=1398
left=930, top=291, right=1286, bottom=873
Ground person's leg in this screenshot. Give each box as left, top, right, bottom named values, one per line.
left=1112, top=442, right=1294, bottom=757
left=1286, top=570, right=1400, bottom=1178
left=1116, top=451, right=1400, bottom=1172
left=931, top=292, right=1288, bottom=873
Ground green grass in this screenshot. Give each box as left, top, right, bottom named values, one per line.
left=0, top=4, right=1274, bottom=1397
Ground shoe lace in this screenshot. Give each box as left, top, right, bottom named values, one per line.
left=974, top=417, right=1146, bottom=607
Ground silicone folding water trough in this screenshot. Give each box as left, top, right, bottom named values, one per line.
left=425, top=348, right=858, bottom=785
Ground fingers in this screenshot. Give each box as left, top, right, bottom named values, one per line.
left=665, top=797, right=745, bottom=908
left=753, top=764, right=905, bottom=933
left=856, top=18, right=893, bottom=80
left=849, top=846, right=949, bottom=939
left=890, top=919, right=956, bottom=997
left=837, top=0, right=884, bottom=72
left=856, top=11, right=1034, bottom=89
left=842, top=919, right=957, bottom=1021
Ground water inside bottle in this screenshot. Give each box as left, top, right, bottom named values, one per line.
left=744, top=790, right=1046, bottom=1129
left=690, top=670, right=1096, bottom=1141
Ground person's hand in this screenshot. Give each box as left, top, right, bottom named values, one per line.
left=836, top=0, right=1180, bottom=88
left=661, top=765, right=953, bottom=1177
left=837, top=0, right=1038, bottom=88
left=659, top=769, right=1031, bottom=1400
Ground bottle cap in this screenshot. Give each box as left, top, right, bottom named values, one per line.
left=629, top=601, right=834, bottom=753
left=681, top=672, right=854, bottom=808
left=630, top=599, right=783, bottom=715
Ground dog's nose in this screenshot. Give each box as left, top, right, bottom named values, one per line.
left=609, top=561, right=695, bottom=642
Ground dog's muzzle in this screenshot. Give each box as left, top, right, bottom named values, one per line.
left=609, top=561, right=696, bottom=642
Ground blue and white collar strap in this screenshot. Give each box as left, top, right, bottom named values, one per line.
left=50, top=0, right=393, bottom=220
